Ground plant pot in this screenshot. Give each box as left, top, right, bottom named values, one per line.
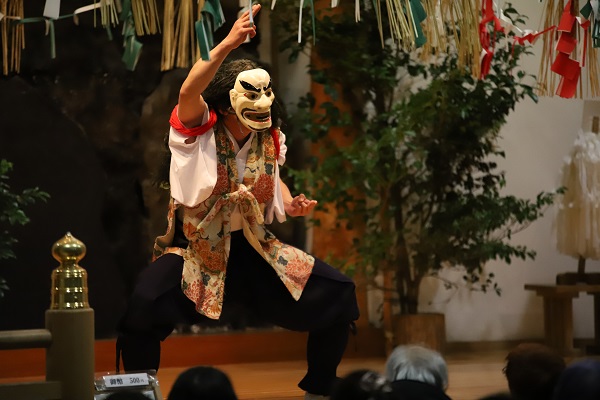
left=392, top=312, right=446, bottom=354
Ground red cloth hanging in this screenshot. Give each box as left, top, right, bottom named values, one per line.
left=479, top=0, right=504, bottom=78
left=551, top=0, right=590, bottom=98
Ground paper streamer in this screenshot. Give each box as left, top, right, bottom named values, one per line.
left=122, top=9, right=142, bottom=70
left=479, top=0, right=504, bottom=78
left=195, top=0, right=225, bottom=61
left=43, top=0, right=60, bottom=20
left=410, top=0, right=427, bottom=48
left=550, top=0, right=590, bottom=98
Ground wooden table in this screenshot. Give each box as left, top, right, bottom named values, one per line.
left=524, top=284, right=600, bottom=355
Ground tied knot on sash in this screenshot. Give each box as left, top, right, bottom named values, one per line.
left=197, top=184, right=264, bottom=236
left=225, top=184, right=265, bottom=226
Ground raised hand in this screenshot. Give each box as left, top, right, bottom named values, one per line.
left=222, top=4, right=261, bottom=50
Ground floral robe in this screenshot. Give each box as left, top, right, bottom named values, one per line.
left=153, top=125, right=315, bottom=319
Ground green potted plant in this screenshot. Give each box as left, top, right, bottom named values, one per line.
left=0, top=159, right=49, bottom=298
left=273, top=4, right=559, bottom=351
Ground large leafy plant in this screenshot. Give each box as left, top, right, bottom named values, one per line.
left=0, top=159, right=49, bottom=298
left=273, top=4, right=558, bottom=314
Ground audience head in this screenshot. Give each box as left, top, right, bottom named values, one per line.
left=167, top=365, right=237, bottom=400
left=502, top=342, right=565, bottom=400
left=552, top=359, right=600, bottom=400
left=385, top=344, right=449, bottom=390
left=330, top=369, right=400, bottom=400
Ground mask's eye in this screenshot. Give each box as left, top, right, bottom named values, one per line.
left=245, top=92, right=259, bottom=100
left=265, top=90, right=273, bottom=97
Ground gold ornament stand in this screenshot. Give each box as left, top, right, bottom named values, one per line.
left=0, top=233, right=95, bottom=400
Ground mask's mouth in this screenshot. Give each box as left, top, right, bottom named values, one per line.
left=242, top=109, right=272, bottom=124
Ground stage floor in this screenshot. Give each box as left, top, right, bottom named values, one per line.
left=156, top=350, right=509, bottom=400
left=0, top=349, right=509, bottom=399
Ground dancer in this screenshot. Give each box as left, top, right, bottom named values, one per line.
left=116, top=5, right=359, bottom=400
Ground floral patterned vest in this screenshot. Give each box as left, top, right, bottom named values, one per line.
left=153, top=125, right=315, bottom=319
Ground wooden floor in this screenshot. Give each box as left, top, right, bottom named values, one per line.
left=155, top=350, right=510, bottom=400
left=0, top=349, right=509, bottom=399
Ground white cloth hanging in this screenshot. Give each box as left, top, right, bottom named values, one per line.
left=556, top=129, right=600, bottom=259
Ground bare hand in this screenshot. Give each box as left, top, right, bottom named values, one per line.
left=222, top=4, right=261, bottom=50
left=285, top=193, right=317, bottom=217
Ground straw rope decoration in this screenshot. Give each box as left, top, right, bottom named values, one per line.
left=92, top=0, right=118, bottom=29
left=161, top=0, right=216, bottom=71
left=445, top=0, right=481, bottom=78
left=161, top=0, right=175, bottom=70
left=194, top=0, right=205, bottom=63
left=131, top=0, right=161, bottom=35
left=0, top=0, right=24, bottom=75
left=395, top=0, right=417, bottom=49
left=374, top=0, right=385, bottom=47
left=538, top=0, right=560, bottom=97
left=420, top=0, right=447, bottom=58
left=10, top=0, right=23, bottom=73
left=174, top=0, right=195, bottom=68
left=1, top=0, right=8, bottom=75
left=2, top=0, right=597, bottom=88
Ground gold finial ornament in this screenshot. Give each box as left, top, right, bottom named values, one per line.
left=50, top=232, right=89, bottom=309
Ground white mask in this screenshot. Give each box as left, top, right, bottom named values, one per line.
left=229, top=68, right=275, bottom=131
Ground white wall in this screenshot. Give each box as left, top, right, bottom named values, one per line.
left=276, top=0, right=600, bottom=341
left=419, top=0, right=599, bottom=342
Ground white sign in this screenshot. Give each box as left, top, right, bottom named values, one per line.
left=103, top=373, right=150, bottom=388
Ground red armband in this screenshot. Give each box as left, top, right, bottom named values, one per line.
left=169, top=104, right=218, bottom=136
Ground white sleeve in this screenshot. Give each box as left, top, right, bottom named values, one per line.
left=265, top=130, right=288, bottom=224
left=277, top=130, right=287, bottom=166
left=168, top=109, right=218, bottom=207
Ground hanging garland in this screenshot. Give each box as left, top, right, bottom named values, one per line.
left=0, top=0, right=599, bottom=99
left=0, top=0, right=126, bottom=75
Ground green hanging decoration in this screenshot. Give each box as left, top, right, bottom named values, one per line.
left=122, top=9, right=143, bottom=70
left=409, top=0, right=427, bottom=48
left=195, top=0, right=225, bottom=61
left=580, top=0, right=600, bottom=48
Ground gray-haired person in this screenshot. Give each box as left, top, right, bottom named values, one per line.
left=385, top=344, right=452, bottom=400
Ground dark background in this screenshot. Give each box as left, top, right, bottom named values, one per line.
left=0, top=0, right=301, bottom=339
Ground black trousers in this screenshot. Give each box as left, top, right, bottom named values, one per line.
left=117, top=231, right=360, bottom=396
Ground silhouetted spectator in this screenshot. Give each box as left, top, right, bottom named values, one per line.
left=385, top=344, right=452, bottom=400
left=330, top=369, right=399, bottom=400
left=167, top=365, right=237, bottom=400
left=552, top=359, right=600, bottom=400
left=503, top=343, right=565, bottom=400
